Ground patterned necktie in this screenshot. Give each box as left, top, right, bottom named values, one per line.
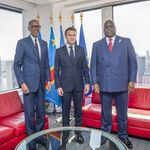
left=108, top=38, right=113, bottom=52
left=35, top=38, right=40, bottom=58
left=69, top=45, right=74, bottom=59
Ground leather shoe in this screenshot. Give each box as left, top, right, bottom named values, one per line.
left=101, top=137, right=107, bottom=145
left=76, top=135, right=84, bottom=144
left=71, top=135, right=84, bottom=144
left=119, top=137, right=133, bottom=149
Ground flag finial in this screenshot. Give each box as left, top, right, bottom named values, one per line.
left=59, top=12, right=62, bottom=24
left=80, top=11, right=83, bottom=24
left=71, top=12, right=75, bottom=27
left=36, top=12, right=40, bottom=23
left=49, top=14, right=53, bottom=25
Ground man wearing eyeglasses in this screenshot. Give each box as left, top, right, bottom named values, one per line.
left=14, top=19, right=51, bottom=150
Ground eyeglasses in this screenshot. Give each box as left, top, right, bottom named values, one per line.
left=31, top=25, right=41, bottom=29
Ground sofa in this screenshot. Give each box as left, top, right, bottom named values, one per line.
left=0, top=90, right=49, bottom=150
left=82, top=87, right=150, bottom=139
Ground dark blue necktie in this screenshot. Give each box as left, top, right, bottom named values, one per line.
left=69, top=45, right=74, bottom=59
left=35, top=38, right=40, bottom=58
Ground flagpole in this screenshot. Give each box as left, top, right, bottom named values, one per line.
left=59, top=11, right=62, bottom=25
left=80, top=11, right=83, bottom=24
left=71, top=12, right=75, bottom=27
left=36, top=12, right=40, bottom=22
left=36, top=12, right=42, bottom=40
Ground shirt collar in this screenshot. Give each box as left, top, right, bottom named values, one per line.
left=66, top=43, right=75, bottom=50
left=106, top=36, right=115, bottom=44
left=30, top=35, right=39, bottom=43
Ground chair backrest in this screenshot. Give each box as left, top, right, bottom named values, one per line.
left=0, top=91, right=23, bottom=119
left=128, top=88, right=150, bottom=110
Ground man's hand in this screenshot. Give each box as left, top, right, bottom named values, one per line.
left=128, top=81, right=135, bottom=92
left=84, top=84, right=90, bottom=94
left=57, top=87, right=64, bottom=96
left=93, top=84, right=100, bottom=93
left=47, top=81, right=51, bottom=92
left=21, top=83, right=29, bottom=94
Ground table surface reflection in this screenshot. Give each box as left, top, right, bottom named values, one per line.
left=15, top=127, right=128, bottom=150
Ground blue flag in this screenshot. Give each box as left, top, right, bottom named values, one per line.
left=38, top=31, right=42, bottom=40
left=79, top=24, right=87, bottom=57
left=79, top=23, right=92, bottom=96
left=45, top=26, right=61, bottom=106
left=60, top=25, right=65, bottom=47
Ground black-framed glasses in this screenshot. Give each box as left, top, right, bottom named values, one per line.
left=31, top=25, right=41, bottom=29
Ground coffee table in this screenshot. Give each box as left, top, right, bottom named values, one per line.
left=15, top=127, right=128, bottom=150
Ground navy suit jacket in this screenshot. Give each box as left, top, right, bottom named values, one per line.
left=54, top=45, right=90, bottom=92
left=14, top=36, right=50, bottom=92
left=90, top=35, right=137, bottom=92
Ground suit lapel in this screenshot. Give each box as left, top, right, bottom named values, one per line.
left=110, top=36, right=122, bottom=60
left=39, top=40, right=44, bottom=60
left=63, top=45, right=71, bottom=60
left=27, top=36, right=39, bottom=58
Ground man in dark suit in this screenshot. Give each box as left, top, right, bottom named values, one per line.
left=54, top=27, right=90, bottom=149
left=14, top=19, right=51, bottom=150
left=90, top=20, right=137, bottom=149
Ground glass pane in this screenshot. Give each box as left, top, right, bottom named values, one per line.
left=0, top=9, right=23, bottom=92
left=114, top=1, right=150, bottom=87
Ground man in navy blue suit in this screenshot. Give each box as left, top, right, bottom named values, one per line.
left=14, top=19, right=51, bottom=150
left=54, top=27, right=90, bottom=149
left=90, top=20, right=137, bottom=149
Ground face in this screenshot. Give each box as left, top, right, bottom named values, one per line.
left=65, top=30, right=77, bottom=45
left=104, top=20, right=116, bottom=38
left=28, top=20, right=41, bottom=38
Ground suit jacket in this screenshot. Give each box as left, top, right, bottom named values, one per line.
left=13, top=36, right=50, bottom=92
left=54, top=45, right=90, bottom=92
left=90, top=35, right=137, bottom=92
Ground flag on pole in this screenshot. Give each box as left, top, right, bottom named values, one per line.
left=79, top=13, right=92, bottom=97
left=38, top=31, right=42, bottom=40
left=36, top=13, right=42, bottom=40
left=79, top=24, right=88, bottom=58
left=45, top=26, right=61, bottom=106
left=60, top=25, right=65, bottom=47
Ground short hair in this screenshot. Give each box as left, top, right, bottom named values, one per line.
left=104, top=20, right=115, bottom=28
left=65, top=27, right=77, bottom=36
left=28, top=19, right=39, bottom=27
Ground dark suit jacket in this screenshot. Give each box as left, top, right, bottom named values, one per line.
left=13, top=36, right=50, bottom=92
left=90, top=35, right=138, bottom=92
left=54, top=45, right=90, bottom=92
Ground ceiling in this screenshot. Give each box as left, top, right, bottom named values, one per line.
left=20, top=0, right=96, bottom=5
left=21, top=0, right=73, bottom=5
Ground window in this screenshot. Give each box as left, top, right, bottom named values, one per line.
left=0, top=8, right=23, bottom=92
left=114, top=1, right=150, bottom=87
left=75, top=9, right=102, bottom=61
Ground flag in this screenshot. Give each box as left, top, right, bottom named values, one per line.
left=79, top=24, right=88, bottom=57
left=60, top=25, right=65, bottom=47
left=48, top=132, right=61, bottom=150
left=79, top=23, right=92, bottom=96
left=45, top=26, right=61, bottom=106
left=38, top=31, right=42, bottom=40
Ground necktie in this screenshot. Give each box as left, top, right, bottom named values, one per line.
left=108, top=38, right=113, bottom=52
left=35, top=38, right=40, bottom=58
left=69, top=45, right=74, bottom=59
